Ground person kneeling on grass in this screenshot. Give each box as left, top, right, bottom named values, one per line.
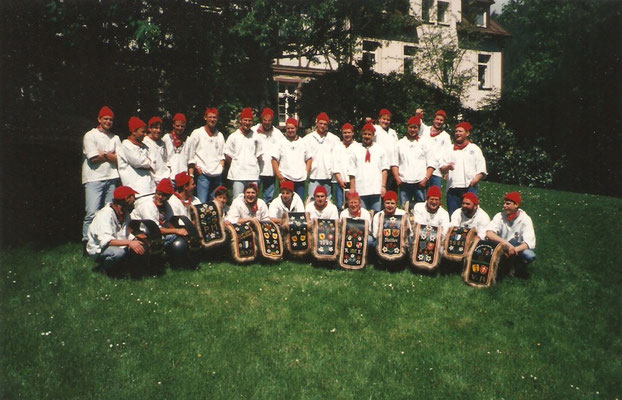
left=225, top=182, right=269, bottom=224
left=368, top=190, right=407, bottom=250
left=268, top=180, right=305, bottom=226
left=305, top=185, right=339, bottom=221
left=485, top=191, right=536, bottom=278
left=86, top=186, right=145, bottom=272
left=339, top=191, right=371, bottom=224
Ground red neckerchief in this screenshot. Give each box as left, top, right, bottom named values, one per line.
left=314, top=202, right=327, bottom=211
left=384, top=210, right=395, bottom=217
left=409, top=135, right=420, bottom=142
left=350, top=208, right=361, bottom=218
left=97, top=125, right=109, bottom=134
left=454, top=141, right=469, bottom=151
left=170, top=131, right=184, bottom=148
left=110, top=203, right=124, bottom=223
left=154, top=198, right=167, bottom=226
left=174, top=192, right=191, bottom=206
left=364, top=146, right=371, bottom=163
left=430, top=126, right=441, bottom=138
left=128, top=137, right=141, bottom=147
left=246, top=200, right=258, bottom=214
left=507, top=210, right=520, bottom=223
left=204, top=125, right=214, bottom=137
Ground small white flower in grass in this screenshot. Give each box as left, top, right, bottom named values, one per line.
left=158, top=381, right=162, bottom=385
left=401, top=351, right=404, bottom=354
left=330, top=328, right=336, bottom=333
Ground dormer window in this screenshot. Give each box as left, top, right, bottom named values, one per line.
left=475, top=9, right=487, bottom=27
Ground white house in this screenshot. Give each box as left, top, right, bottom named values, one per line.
left=271, top=0, right=510, bottom=123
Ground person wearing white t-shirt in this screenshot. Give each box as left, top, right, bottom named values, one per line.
left=302, top=112, right=340, bottom=200
left=449, top=192, right=490, bottom=239
left=349, top=122, right=389, bottom=212
left=168, top=172, right=201, bottom=219
left=118, top=117, right=156, bottom=198
left=332, top=123, right=361, bottom=211
left=143, top=116, right=169, bottom=185
left=162, top=113, right=190, bottom=181
left=305, top=186, right=339, bottom=220
left=81, top=106, right=122, bottom=243
left=411, top=186, right=450, bottom=240
left=439, top=122, right=487, bottom=215
left=187, top=107, right=225, bottom=203
left=86, top=186, right=145, bottom=271
left=485, top=191, right=536, bottom=277
left=225, top=183, right=269, bottom=224
left=339, top=191, right=371, bottom=225
left=268, top=180, right=305, bottom=225
left=420, top=109, right=452, bottom=190
left=369, top=191, right=408, bottom=249
left=373, top=108, right=399, bottom=192
left=272, top=117, right=311, bottom=200
left=253, top=107, right=285, bottom=203
left=392, top=116, right=434, bottom=207
left=224, top=107, right=262, bottom=198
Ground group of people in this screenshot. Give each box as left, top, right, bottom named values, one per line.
left=82, top=105, right=536, bottom=276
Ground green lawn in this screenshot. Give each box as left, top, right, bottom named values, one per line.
left=1, top=182, right=621, bottom=399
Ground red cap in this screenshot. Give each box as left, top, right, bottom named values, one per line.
left=435, top=110, right=446, bottom=118
left=260, top=108, right=274, bottom=118
left=240, top=107, right=253, bottom=120
left=280, top=180, right=294, bottom=192
left=172, top=113, right=186, bottom=123
left=316, top=112, right=329, bottom=123
left=98, top=106, right=114, bottom=118
left=148, top=116, right=162, bottom=127
left=378, top=108, right=392, bottom=117
left=456, top=122, right=472, bottom=131
left=341, top=123, right=353, bottom=131
left=204, top=107, right=218, bottom=116
left=313, top=186, right=327, bottom=196
left=407, top=116, right=421, bottom=126
left=504, top=191, right=521, bottom=206
left=128, top=116, right=146, bottom=133
left=348, top=191, right=360, bottom=200
left=383, top=191, right=398, bottom=202
left=156, top=178, right=174, bottom=195
left=362, top=122, right=376, bottom=133
left=286, top=117, right=298, bottom=127
left=462, top=192, right=479, bottom=205
left=113, top=186, right=137, bottom=200
left=427, top=186, right=442, bottom=199
left=213, top=185, right=227, bottom=195
left=175, top=172, right=191, bottom=187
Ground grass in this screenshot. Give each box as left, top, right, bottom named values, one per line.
left=1, top=181, right=621, bottom=399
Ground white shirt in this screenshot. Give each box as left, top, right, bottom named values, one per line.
left=86, top=204, right=131, bottom=256
left=444, top=143, right=487, bottom=189
left=168, top=193, right=201, bottom=219
left=302, top=131, right=340, bottom=180
left=81, top=128, right=121, bottom=184
left=486, top=210, right=536, bottom=249
left=268, top=193, right=305, bottom=220
left=186, top=126, right=225, bottom=176
left=332, top=141, right=361, bottom=184
left=350, top=144, right=389, bottom=196
left=421, top=122, right=452, bottom=178
left=305, top=202, right=339, bottom=220
left=130, top=196, right=174, bottom=228
left=252, top=123, right=285, bottom=176
left=412, top=202, right=450, bottom=235
left=450, top=207, right=491, bottom=239
left=373, top=124, right=398, bottom=166
left=225, top=194, right=269, bottom=223
left=340, top=208, right=372, bottom=226
left=371, top=209, right=407, bottom=239
left=143, top=136, right=169, bottom=184
left=393, top=136, right=434, bottom=183
left=224, top=128, right=261, bottom=181
left=117, top=139, right=155, bottom=196
left=162, top=133, right=190, bottom=180
left=272, top=137, right=311, bottom=182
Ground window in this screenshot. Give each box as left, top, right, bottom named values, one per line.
left=404, top=45, right=417, bottom=74
left=362, top=40, right=380, bottom=68
left=422, top=0, right=433, bottom=23
left=437, top=1, right=449, bottom=24
left=277, top=82, right=298, bottom=125
left=478, top=54, right=491, bottom=90
left=475, top=10, right=487, bottom=27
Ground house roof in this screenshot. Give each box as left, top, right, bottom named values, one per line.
left=458, top=17, right=511, bottom=37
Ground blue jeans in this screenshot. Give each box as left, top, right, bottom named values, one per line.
left=399, top=182, right=426, bottom=209
left=446, top=186, right=478, bottom=216
left=83, top=178, right=119, bottom=242
left=97, top=245, right=127, bottom=269
left=332, top=183, right=348, bottom=211
left=509, top=238, right=536, bottom=264
left=260, top=175, right=276, bottom=203
left=231, top=180, right=258, bottom=198
left=196, top=174, right=222, bottom=203
left=367, top=236, right=377, bottom=251
left=360, top=195, right=381, bottom=212
left=293, top=181, right=306, bottom=201
left=308, top=179, right=331, bottom=202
